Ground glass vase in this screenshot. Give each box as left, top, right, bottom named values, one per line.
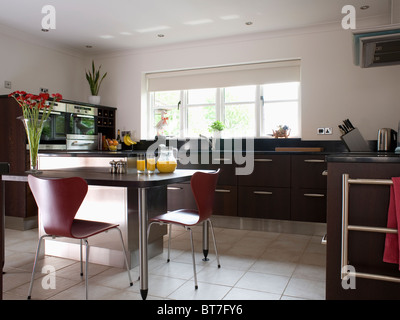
left=19, top=116, right=43, bottom=173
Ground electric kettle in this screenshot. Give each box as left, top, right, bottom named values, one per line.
left=377, top=128, right=397, bottom=152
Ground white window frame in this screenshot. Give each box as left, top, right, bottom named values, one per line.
left=148, top=82, right=300, bottom=139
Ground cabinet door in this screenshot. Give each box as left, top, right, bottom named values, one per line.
left=291, top=188, right=326, bottom=222
left=213, top=186, right=237, bottom=216
left=238, top=186, right=290, bottom=220
left=167, top=183, right=196, bottom=211
left=178, top=159, right=237, bottom=186
left=238, top=155, right=290, bottom=187
left=291, top=155, right=327, bottom=189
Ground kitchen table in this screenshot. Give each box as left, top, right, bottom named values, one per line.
left=1, top=167, right=207, bottom=300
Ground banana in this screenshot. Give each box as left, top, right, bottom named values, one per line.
left=123, top=134, right=136, bottom=146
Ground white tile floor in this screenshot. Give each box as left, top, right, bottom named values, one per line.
left=2, top=225, right=326, bottom=300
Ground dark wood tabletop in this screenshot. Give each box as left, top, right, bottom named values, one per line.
left=1, top=167, right=207, bottom=188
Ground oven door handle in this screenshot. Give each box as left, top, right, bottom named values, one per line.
left=71, top=141, right=94, bottom=146
left=73, top=114, right=95, bottom=119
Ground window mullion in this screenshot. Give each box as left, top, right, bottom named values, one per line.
left=180, top=90, right=186, bottom=138
left=255, top=85, right=262, bottom=138
left=216, top=88, right=223, bottom=123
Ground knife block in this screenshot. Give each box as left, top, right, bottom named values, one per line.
left=341, top=128, right=371, bottom=152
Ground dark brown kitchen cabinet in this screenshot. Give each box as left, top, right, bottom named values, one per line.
left=168, top=153, right=327, bottom=222
left=0, top=96, right=37, bottom=228
left=237, top=155, right=291, bottom=219
left=238, top=186, right=290, bottom=220
left=291, top=155, right=327, bottom=189
left=213, top=186, right=237, bottom=216
left=167, top=183, right=196, bottom=211
left=97, top=106, right=116, bottom=139
left=291, top=155, right=327, bottom=223
left=291, top=188, right=326, bottom=222
left=238, top=155, right=290, bottom=187
left=326, top=161, right=400, bottom=299
left=168, top=159, right=237, bottom=216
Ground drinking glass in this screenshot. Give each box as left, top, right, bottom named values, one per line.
left=146, top=154, right=156, bottom=174
left=137, top=154, right=145, bottom=173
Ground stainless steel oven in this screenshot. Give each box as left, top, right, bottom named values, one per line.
left=66, top=103, right=98, bottom=150
left=39, top=102, right=98, bottom=150
left=40, top=102, right=68, bottom=150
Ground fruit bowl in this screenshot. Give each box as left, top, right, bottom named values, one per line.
left=108, top=145, right=117, bottom=151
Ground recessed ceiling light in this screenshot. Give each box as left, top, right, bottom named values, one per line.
left=41, top=28, right=49, bottom=32
left=184, top=19, right=213, bottom=26
left=85, top=45, right=93, bottom=49
left=220, top=15, right=240, bottom=20
left=245, top=21, right=253, bottom=26
left=99, top=35, right=114, bottom=39
left=360, top=5, right=370, bottom=10
left=136, top=26, right=170, bottom=33
left=157, top=34, right=165, bottom=38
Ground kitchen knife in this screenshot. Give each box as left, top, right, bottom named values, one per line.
left=341, top=121, right=349, bottom=132
left=346, top=119, right=355, bottom=130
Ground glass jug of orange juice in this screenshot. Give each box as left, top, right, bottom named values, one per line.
left=157, top=145, right=177, bottom=173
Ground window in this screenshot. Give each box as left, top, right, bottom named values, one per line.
left=262, top=82, right=300, bottom=137
left=146, top=60, right=301, bottom=138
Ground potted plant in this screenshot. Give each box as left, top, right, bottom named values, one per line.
left=209, top=120, right=225, bottom=150
left=86, top=60, right=107, bottom=105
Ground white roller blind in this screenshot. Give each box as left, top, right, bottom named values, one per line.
left=146, top=59, right=300, bottom=91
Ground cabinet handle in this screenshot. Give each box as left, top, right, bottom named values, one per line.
left=321, top=234, right=327, bottom=245
left=254, top=191, right=273, bottom=195
left=212, top=158, right=232, bottom=162
left=304, top=159, right=325, bottom=163
left=167, top=186, right=183, bottom=190
left=254, top=159, right=273, bottom=162
left=322, top=170, right=328, bottom=176
left=215, top=189, right=231, bottom=193
left=303, top=193, right=325, bottom=197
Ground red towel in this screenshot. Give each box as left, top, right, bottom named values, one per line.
left=383, top=177, right=400, bottom=268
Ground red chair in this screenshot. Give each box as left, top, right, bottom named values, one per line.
left=27, top=175, right=133, bottom=300
left=148, top=169, right=221, bottom=289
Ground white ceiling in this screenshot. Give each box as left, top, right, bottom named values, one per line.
left=0, top=0, right=392, bottom=55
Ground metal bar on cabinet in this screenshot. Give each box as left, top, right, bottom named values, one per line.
left=341, top=174, right=400, bottom=284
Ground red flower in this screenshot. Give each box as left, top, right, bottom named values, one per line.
left=51, top=93, right=63, bottom=101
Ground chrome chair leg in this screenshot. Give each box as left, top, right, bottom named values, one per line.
left=27, top=235, right=49, bottom=299
left=208, top=219, right=221, bottom=268
left=187, top=227, right=198, bottom=290
left=84, top=239, right=89, bottom=300
left=116, top=227, right=133, bottom=286
left=167, top=224, right=172, bottom=263
left=80, top=239, right=83, bottom=276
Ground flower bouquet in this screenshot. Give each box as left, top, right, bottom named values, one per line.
left=9, top=91, right=62, bottom=172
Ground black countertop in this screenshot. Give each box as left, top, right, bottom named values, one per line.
left=38, top=149, right=400, bottom=163
left=326, top=152, right=400, bottom=163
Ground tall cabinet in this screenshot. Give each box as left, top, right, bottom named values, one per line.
left=0, top=96, right=37, bottom=230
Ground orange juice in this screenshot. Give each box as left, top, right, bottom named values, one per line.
left=157, top=160, right=177, bottom=173
left=147, top=158, right=156, bottom=171
left=137, top=159, right=145, bottom=171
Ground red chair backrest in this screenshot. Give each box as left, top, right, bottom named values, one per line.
left=28, top=175, right=88, bottom=238
left=190, top=169, right=220, bottom=222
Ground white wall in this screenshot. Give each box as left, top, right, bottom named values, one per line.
left=2, top=19, right=400, bottom=142
left=94, top=21, right=400, bottom=141
left=0, top=27, right=85, bottom=101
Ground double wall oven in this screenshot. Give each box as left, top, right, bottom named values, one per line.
left=40, top=101, right=98, bottom=150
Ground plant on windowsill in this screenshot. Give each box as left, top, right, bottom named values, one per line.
left=209, top=121, right=225, bottom=150
left=86, top=60, right=107, bottom=105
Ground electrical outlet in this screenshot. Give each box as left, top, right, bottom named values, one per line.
left=4, top=81, right=11, bottom=89
left=324, top=127, right=333, bottom=135
left=40, top=87, right=48, bottom=93
left=317, top=128, right=325, bottom=135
